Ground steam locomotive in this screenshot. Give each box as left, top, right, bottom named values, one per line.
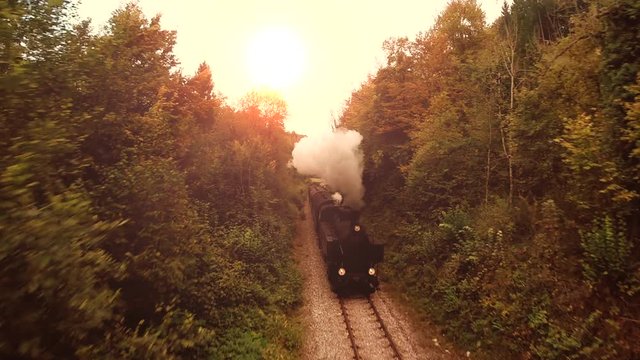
left=308, top=182, right=383, bottom=294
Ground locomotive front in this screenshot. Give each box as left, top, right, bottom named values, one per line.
left=308, top=183, right=383, bottom=294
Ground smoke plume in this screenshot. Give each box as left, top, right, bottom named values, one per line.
left=291, top=129, right=365, bottom=209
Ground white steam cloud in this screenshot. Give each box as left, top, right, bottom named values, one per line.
left=291, top=129, right=365, bottom=209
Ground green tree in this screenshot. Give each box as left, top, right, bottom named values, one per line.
left=0, top=136, right=123, bottom=359
left=1, top=1, right=304, bottom=358
left=76, top=3, right=177, bottom=166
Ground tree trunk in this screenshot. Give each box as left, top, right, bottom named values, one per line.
left=485, top=117, right=492, bottom=204
left=500, top=15, right=517, bottom=207
left=501, top=121, right=514, bottom=206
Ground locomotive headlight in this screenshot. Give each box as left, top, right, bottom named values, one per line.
left=338, top=268, right=346, bottom=276
left=354, top=225, right=361, bottom=232
left=368, top=267, right=376, bottom=276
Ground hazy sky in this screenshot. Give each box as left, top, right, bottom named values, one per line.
left=77, top=0, right=509, bottom=135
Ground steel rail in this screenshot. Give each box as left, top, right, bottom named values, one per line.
left=339, top=297, right=361, bottom=360
left=367, top=295, right=403, bottom=360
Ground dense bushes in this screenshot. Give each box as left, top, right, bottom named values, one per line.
left=379, top=201, right=638, bottom=359
left=580, top=216, right=633, bottom=288
left=1, top=1, right=302, bottom=358
left=0, top=160, right=124, bottom=358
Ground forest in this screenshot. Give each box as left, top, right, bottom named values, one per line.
left=1, top=1, right=304, bottom=358
left=1, top=0, right=639, bottom=359
left=340, top=0, right=640, bottom=358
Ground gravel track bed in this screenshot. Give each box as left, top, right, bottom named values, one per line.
left=294, top=201, right=460, bottom=360
left=340, top=296, right=397, bottom=359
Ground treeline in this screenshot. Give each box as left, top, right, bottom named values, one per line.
left=340, top=0, right=639, bottom=358
left=1, top=1, right=303, bottom=358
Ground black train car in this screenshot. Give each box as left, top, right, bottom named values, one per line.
left=308, top=182, right=383, bottom=294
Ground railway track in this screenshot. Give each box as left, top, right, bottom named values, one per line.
left=339, top=295, right=403, bottom=360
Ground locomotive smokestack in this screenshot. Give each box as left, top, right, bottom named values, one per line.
left=331, top=192, right=343, bottom=205
left=291, top=129, right=365, bottom=209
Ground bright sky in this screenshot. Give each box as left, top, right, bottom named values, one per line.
left=77, top=0, right=509, bottom=135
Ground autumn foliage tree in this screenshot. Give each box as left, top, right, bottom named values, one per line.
left=340, top=0, right=640, bottom=358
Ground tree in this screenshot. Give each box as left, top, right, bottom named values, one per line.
left=1, top=2, right=304, bottom=357
left=77, top=3, right=177, bottom=166
left=238, top=90, right=288, bottom=131
left=0, top=117, right=124, bottom=359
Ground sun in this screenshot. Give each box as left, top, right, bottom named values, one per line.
left=246, top=26, right=306, bottom=90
